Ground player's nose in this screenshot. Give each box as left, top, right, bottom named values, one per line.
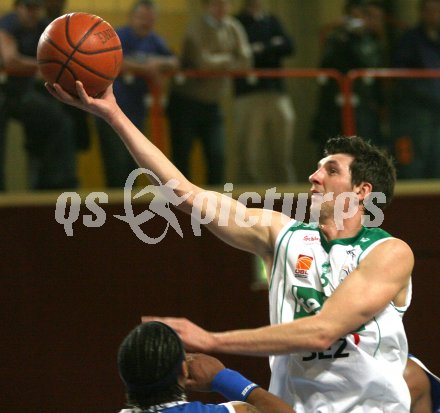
left=309, top=168, right=322, bottom=185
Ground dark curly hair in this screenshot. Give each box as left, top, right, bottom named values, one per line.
left=324, top=135, right=396, bottom=210
left=118, top=322, right=186, bottom=409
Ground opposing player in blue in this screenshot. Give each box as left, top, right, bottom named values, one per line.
left=118, top=321, right=294, bottom=413
left=405, top=354, right=440, bottom=413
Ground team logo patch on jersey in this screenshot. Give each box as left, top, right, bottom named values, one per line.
left=294, top=254, right=314, bottom=278
left=291, top=286, right=326, bottom=318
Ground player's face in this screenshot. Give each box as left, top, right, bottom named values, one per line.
left=308, top=154, right=357, bottom=221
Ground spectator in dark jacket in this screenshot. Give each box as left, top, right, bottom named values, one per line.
left=391, top=0, right=440, bottom=179
left=0, top=0, right=78, bottom=190
left=233, top=0, right=296, bottom=184
left=310, top=0, right=387, bottom=158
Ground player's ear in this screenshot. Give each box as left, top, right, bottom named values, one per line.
left=355, top=181, right=373, bottom=202
left=179, top=360, right=189, bottom=387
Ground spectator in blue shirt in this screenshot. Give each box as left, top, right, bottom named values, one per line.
left=96, top=0, right=178, bottom=188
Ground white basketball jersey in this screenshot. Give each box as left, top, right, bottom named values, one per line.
left=268, top=220, right=411, bottom=413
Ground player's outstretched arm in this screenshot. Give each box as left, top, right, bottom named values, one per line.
left=46, top=81, right=286, bottom=258
left=186, top=353, right=294, bottom=413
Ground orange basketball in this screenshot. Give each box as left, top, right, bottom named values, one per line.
left=37, top=12, right=123, bottom=97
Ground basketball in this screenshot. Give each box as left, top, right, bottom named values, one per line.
left=37, top=12, right=123, bottom=97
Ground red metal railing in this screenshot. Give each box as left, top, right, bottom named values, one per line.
left=147, top=68, right=344, bottom=151
left=148, top=68, right=440, bottom=152
left=4, top=68, right=440, bottom=152
left=343, top=68, right=440, bottom=135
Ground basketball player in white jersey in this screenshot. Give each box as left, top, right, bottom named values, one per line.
left=46, top=81, right=414, bottom=412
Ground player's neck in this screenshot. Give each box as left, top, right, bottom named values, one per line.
left=318, top=216, right=363, bottom=241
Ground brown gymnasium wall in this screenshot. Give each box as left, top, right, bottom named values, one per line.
left=0, top=191, right=439, bottom=413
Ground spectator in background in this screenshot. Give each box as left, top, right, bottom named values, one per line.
left=167, top=0, right=252, bottom=185
left=233, top=0, right=296, bottom=184
left=43, top=0, right=65, bottom=21
left=391, top=0, right=440, bottom=180
left=96, top=0, right=179, bottom=188
left=310, top=0, right=387, bottom=157
left=0, top=0, right=77, bottom=190
left=44, top=0, right=92, bottom=156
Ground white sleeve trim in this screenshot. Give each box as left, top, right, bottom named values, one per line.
left=220, top=402, right=238, bottom=413
left=408, top=355, right=440, bottom=382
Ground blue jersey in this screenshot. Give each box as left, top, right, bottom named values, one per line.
left=431, top=375, right=440, bottom=413
left=119, top=401, right=235, bottom=413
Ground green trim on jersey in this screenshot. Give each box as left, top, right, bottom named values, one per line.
left=270, top=221, right=393, bottom=289
left=320, top=226, right=392, bottom=253
left=372, top=317, right=381, bottom=357
left=279, top=231, right=295, bottom=322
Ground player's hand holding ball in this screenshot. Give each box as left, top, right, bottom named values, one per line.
left=37, top=12, right=123, bottom=97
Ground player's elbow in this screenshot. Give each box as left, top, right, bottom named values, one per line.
left=312, top=334, right=335, bottom=352
left=311, top=321, right=342, bottom=351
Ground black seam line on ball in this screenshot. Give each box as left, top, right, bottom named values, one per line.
left=56, top=13, right=104, bottom=83
left=42, top=37, right=119, bottom=81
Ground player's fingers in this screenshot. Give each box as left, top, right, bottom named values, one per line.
left=52, top=83, right=77, bottom=103
left=45, top=82, right=57, bottom=98
left=141, top=316, right=184, bottom=331
left=184, top=378, right=197, bottom=390
left=75, top=81, right=92, bottom=104
left=184, top=378, right=204, bottom=392
left=141, top=315, right=162, bottom=323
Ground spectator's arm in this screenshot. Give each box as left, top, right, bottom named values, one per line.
left=0, top=30, right=38, bottom=75
left=261, top=16, right=295, bottom=58
left=122, top=55, right=179, bottom=77
left=183, top=21, right=252, bottom=71
left=229, top=19, right=253, bottom=70
left=182, top=34, right=232, bottom=70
